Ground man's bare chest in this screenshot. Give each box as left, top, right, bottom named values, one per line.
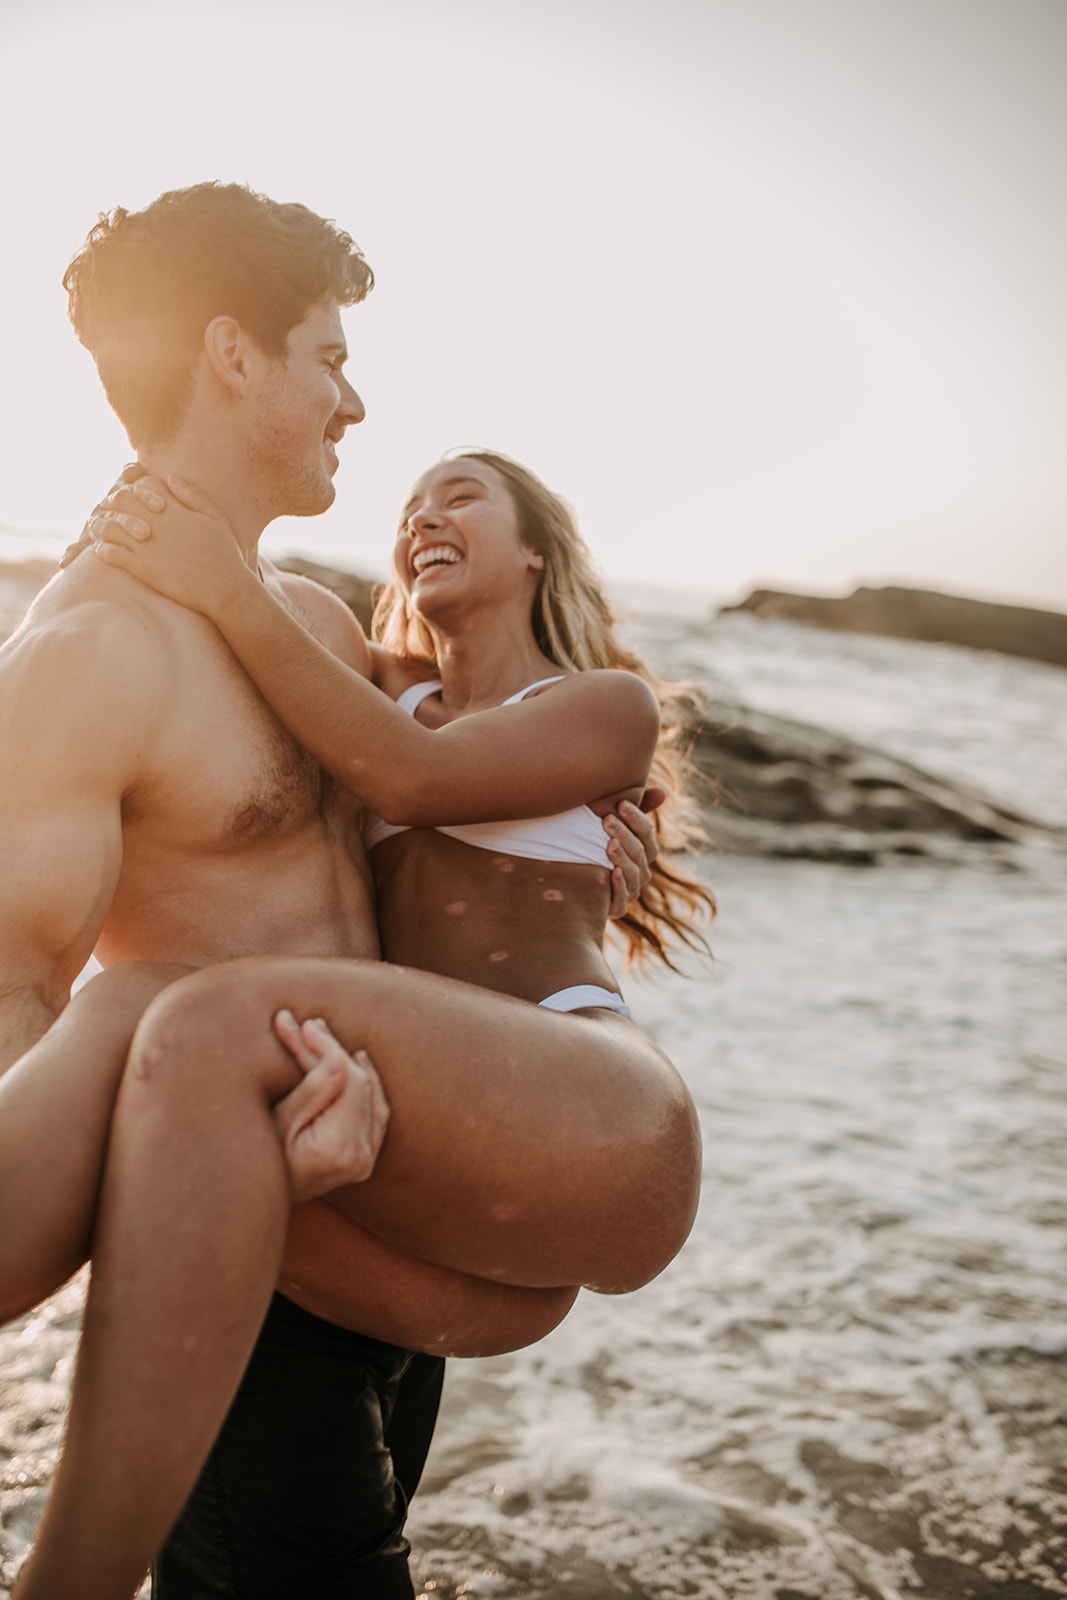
left=125, top=632, right=338, bottom=850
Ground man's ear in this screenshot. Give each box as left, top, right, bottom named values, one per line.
left=203, top=316, right=257, bottom=397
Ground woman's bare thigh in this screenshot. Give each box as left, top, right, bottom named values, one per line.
left=280, top=1201, right=579, bottom=1357
left=0, top=962, right=192, bottom=1321
left=143, top=957, right=702, bottom=1294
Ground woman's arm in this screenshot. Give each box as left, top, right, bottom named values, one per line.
left=90, top=477, right=661, bottom=825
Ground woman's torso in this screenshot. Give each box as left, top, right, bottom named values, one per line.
left=368, top=677, right=628, bottom=1003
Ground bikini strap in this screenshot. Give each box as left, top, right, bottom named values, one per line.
left=396, top=680, right=443, bottom=716
left=501, top=675, right=566, bottom=706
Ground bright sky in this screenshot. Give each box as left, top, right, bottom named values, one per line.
left=1, top=0, right=1064, bottom=609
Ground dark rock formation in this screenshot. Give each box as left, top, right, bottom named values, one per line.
left=4, top=555, right=1060, bottom=867
left=721, top=585, right=1067, bottom=670
left=681, top=691, right=1059, bottom=865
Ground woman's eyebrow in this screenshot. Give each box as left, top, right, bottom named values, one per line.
left=401, top=476, right=484, bottom=519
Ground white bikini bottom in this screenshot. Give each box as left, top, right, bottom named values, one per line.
left=539, top=985, right=633, bottom=1020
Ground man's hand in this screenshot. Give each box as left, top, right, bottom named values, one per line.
left=272, top=1010, right=390, bottom=1206
left=605, top=792, right=663, bottom=919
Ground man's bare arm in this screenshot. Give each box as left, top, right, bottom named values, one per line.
left=0, top=600, right=166, bottom=1071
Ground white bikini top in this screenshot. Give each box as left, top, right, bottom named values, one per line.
left=361, top=677, right=611, bottom=867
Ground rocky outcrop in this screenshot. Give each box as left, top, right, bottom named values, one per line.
left=3, top=556, right=1059, bottom=866
left=682, top=691, right=1058, bottom=865
left=721, top=585, right=1067, bottom=670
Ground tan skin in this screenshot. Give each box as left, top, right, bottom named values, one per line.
left=4, top=305, right=698, bottom=1596
left=78, top=456, right=696, bottom=1294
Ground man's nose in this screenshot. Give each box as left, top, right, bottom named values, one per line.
left=338, top=377, right=365, bottom=425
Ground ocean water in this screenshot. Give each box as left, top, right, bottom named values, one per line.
left=2, top=616, right=1066, bottom=1596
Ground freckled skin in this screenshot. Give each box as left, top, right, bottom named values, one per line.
left=372, top=830, right=616, bottom=1001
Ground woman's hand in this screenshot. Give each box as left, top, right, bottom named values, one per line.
left=85, top=472, right=253, bottom=620
left=605, top=794, right=662, bottom=918
left=272, top=1010, right=390, bottom=1206
left=59, top=462, right=146, bottom=569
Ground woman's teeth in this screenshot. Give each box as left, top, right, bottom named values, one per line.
left=412, top=546, right=462, bottom=575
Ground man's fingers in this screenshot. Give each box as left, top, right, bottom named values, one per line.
left=276, top=1046, right=391, bottom=1204
left=619, top=798, right=659, bottom=866
left=607, top=864, right=633, bottom=920
left=638, top=786, right=666, bottom=815
left=273, top=1053, right=346, bottom=1144
left=273, top=1008, right=327, bottom=1075
left=604, top=797, right=661, bottom=917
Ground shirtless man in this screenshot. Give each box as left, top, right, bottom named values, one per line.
left=0, top=183, right=655, bottom=1597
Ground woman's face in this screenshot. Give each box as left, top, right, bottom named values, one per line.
left=395, top=459, right=543, bottom=612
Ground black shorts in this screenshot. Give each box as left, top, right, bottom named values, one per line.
left=151, top=1293, right=445, bottom=1600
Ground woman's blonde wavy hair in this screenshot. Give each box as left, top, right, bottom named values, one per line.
left=372, top=449, right=715, bottom=971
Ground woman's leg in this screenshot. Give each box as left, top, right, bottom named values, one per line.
left=274, top=1012, right=580, bottom=1355
left=17, top=955, right=699, bottom=1599
left=16, top=966, right=573, bottom=1600
left=279, top=1199, right=578, bottom=1355
left=15, top=978, right=315, bottom=1600
left=0, top=962, right=190, bottom=1324
left=182, top=956, right=702, bottom=1294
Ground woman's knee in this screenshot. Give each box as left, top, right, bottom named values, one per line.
left=126, top=963, right=299, bottom=1099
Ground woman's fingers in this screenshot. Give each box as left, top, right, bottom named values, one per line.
left=59, top=467, right=160, bottom=569
left=90, top=539, right=136, bottom=568
left=58, top=529, right=93, bottom=569
left=166, top=474, right=226, bottom=517
left=92, top=511, right=151, bottom=541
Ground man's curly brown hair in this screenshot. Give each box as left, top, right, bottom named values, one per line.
left=64, top=182, right=373, bottom=449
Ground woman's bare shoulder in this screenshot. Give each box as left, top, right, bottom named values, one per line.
left=539, top=668, right=660, bottom=723
left=367, top=642, right=439, bottom=701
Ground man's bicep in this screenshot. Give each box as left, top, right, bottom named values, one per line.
left=0, top=794, right=124, bottom=1026
left=0, top=605, right=157, bottom=1056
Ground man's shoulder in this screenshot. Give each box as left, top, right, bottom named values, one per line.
left=263, top=561, right=372, bottom=675
left=1, top=556, right=175, bottom=708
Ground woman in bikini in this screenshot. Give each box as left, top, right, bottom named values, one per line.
left=11, top=450, right=712, bottom=1599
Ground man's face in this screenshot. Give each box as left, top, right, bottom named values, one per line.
left=246, top=301, right=365, bottom=519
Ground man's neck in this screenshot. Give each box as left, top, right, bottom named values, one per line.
left=139, top=430, right=266, bottom=568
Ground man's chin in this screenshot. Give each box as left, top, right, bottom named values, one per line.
left=284, top=478, right=337, bottom=519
